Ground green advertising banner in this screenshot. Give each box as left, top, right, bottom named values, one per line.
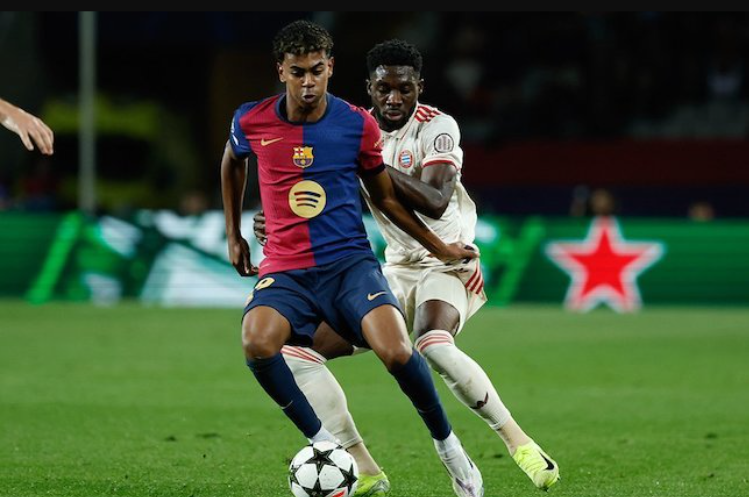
left=1, top=212, right=747, bottom=310
left=480, top=216, right=749, bottom=309
left=0, top=213, right=62, bottom=297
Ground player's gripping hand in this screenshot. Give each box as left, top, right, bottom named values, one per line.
left=228, top=236, right=258, bottom=276
left=253, top=210, right=267, bottom=246
left=431, top=242, right=479, bottom=264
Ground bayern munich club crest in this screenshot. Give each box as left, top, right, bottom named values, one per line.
left=545, top=216, right=665, bottom=313
left=399, top=150, right=414, bottom=168
left=293, top=146, right=314, bottom=168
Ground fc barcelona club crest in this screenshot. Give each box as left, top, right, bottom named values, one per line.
left=293, top=146, right=314, bottom=168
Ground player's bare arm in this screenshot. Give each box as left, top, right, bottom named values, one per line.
left=361, top=168, right=475, bottom=264
left=387, top=162, right=457, bottom=219
left=220, top=140, right=257, bottom=276
left=0, top=98, right=54, bottom=155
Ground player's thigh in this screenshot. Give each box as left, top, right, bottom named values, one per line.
left=311, top=322, right=355, bottom=360
left=331, top=255, right=404, bottom=348
left=241, top=305, right=293, bottom=357
left=382, top=264, right=419, bottom=332
left=242, top=274, right=321, bottom=349
left=360, top=304, right=413, bottom=369
left=413, top=270, right=469, bottom=338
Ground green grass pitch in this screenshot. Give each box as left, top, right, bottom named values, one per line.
left=1, top=301, right=748, bottom=497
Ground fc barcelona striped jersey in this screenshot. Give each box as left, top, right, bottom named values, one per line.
left=229, top=93, right=385, bottom=276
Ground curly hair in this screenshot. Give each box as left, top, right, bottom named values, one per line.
left=366, top=39, right=423, bottom=74
left=273, top=20, right=334, bottom=63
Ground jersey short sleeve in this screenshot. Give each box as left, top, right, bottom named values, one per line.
left=420, top=114, right=463, bottom=170
left=229, top=102, right=256, bottom=159
left=357, top=110, right=385, bottom=176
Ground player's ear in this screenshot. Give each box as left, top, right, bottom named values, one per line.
left=327, top=56, right=334, bottom=78
left=277, top=62, right=286, bottom=83
left=418, top=78, right=425, bottom=96
left=365, top=78, right=373, bottom=96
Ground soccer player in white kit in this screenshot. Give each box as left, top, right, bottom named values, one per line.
left=253, top=39, right=559, bottom=497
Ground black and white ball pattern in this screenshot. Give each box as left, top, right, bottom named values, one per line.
left=288, top=441, right=359, bottom=497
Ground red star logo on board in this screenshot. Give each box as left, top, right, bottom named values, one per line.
left=545, top=216, right=665, bottom=312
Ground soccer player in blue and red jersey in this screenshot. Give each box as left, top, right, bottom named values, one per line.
left=255, top=39, right=560, bottom=496
left=220, top=20, right=484, bottom=497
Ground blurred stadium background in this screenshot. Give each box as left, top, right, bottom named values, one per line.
left=1, top=11, right=749, bottom=497
left=1, top=11, right=748, bottom=308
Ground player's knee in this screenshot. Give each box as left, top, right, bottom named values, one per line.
left=413, top=300, right=460, bottom=337
left=379, top=341, right=413, bottom=371
left=241, top=325, right=281, bottom=359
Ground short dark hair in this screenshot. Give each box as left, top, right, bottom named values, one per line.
left=273, top=20, right=334, bottom=63
left=366, top=39, right=423, bottom=74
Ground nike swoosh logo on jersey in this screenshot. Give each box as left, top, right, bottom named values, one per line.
left=367, top=291, right=387, bottom=301
left=261, top=137, right=284, bottom=146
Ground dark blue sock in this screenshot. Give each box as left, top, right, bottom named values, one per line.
left=390, top=350, right=452, bottom=440
left=246, top=354, right=322, bottom=439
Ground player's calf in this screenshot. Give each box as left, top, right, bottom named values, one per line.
left=415, top=330, right=512, bottom=434
left=241, top=308, right=327, bottom=441
left=282, top=345, right=383, bottom=475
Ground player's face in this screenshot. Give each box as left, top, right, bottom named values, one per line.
left=368, top=65, right=423, bottom=132
left=278, top=51, right=334, bottom=113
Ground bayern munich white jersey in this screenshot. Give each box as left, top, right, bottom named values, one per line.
left=363, top=103, right=478, bottom=266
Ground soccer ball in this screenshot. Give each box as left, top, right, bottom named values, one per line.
left=288, top=440, right=358, bottom=497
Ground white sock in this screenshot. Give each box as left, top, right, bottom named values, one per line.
left=416, top=330, right=512, bottom=431
left=282, top=346, right=363, bottom=448
left=433, top=431, right=473, bottom=479
left=308, top=425, right=336, bottom=444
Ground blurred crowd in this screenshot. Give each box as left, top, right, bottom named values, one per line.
left=0, top=12, right=747, bottom=217
left=425, top=12, right=748, bottom=143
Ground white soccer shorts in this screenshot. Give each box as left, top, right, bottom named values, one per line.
left=383, top=259, right=487, bottom=335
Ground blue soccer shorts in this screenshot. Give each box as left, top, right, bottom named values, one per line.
left=242, top=252, right=403, bottom=348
